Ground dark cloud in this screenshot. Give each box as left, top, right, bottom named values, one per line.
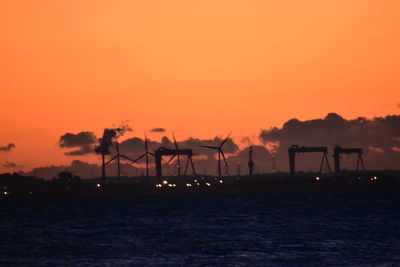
left=3, top=161, right=22, bottom=169
left=65, top=147, right=94, bottom=156
left=259, top=113, right=400, bottom=171
left=241, top=137, right=252, bottom=145
left=94, top=125, right=133, bottom=156
left=0, top=143, right=15, bottom=152
left=234, top=145, right=272, bottom=163
left=59, top=132, right=97, bottom=156
left=59, top=132, right=97, bottom=147
left=223, top=145, right=274, bottom=175
left=113, top=124, right=132, bottom=137
left=117, top=136, right=239, bottom=158
left=182, top=136, right=239, bottom=157
left=118, top=137, right=160, bottom=155
left=95, top=129, right=118, bottom=155
left=150, top=127, right=166, bottom=133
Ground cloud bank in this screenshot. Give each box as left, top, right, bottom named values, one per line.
left=259, top=113, right=400, bottom=171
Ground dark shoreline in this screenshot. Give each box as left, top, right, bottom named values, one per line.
left=2, top=170, right=400, bottom=198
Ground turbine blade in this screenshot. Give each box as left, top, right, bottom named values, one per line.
left=133, top=153, right=146, bottom=163
left=120, top=154, right=136, bottom=162
left=164, top=155, right=176, bottom=167
left=199, top=145, right=219, bottom=149
left=104, top=155, right=117, bottom=166
left=220, top=131, right=232, bottom=148
left=221, top=150, right=228, bottom=166
left=172, top=132, right=179, bottom=150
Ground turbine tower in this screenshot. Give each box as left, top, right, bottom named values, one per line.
left=131, top=134, right=155, bottom=177
left=248, top=145, right=254, bottom=178
left=104, top=137, right=137, bottom=178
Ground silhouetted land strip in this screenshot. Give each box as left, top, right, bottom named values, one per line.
left=1, top=170, right=400, bottom=198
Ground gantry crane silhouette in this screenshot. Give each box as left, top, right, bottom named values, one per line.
left=288, top=145, right=331, bottom=175
left=155, top=147, right=196, bottom=179
left=333, top=145, right=365, bottom=172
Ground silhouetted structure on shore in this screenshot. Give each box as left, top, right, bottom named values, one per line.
left=155, top=147, right=196, bottom=179
left=2, top=170, right=400, bottom=197
left=103, top=138, right=137, bottom=180
left=289, top=145, right=331, bottom=175
left=333, top=145, right=365, bottom=173
left=163, top=133, right=183, bottom=177
left=199, top=133, right=231, bottom=178
left=248, top=146, right=254, bottom=178
left=131, top=134, right=155, bottom=178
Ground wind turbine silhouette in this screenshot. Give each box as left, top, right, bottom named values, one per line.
left=104, top=131, right=136, bottom=179
left=164, top=132, right=197, bottom=177
left=131, top=133, right=155, bottom=177
left=199, top=132, right=231, bottom=178
left=164, top=132, right=181, bottom=177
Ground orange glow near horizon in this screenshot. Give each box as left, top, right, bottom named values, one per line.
left=1, top=1, right=400, bottom=171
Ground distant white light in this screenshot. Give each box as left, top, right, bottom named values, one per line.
left=168, top=184, right=173, bottom=187
left=316, top=177, right=320, bottom=181
left=3, top=192, right=8, bottom=195
left=219, top=180, right=223, bottom=184
left=196, top=183, right=200, bottom=186
left=163, top=180, right=168, bottom=185
left=172, top=184, right=176, bottom=187
left=186, top=183, right=192, bottom=187
left=206, top=182, right=211, bottom=186
left=96, top=183, right=101, bottom=188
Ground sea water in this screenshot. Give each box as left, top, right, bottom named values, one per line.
left=1, top=192, right=399, bottom=266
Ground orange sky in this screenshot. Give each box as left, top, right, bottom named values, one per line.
left=1, top=0, right=399, bottom=172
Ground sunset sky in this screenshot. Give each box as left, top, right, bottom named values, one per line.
left=1, top=1, right=399, bottom=172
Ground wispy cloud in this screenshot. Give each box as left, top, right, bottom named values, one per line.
left=0, top=143, right=15, bottom=152
left=150, top=127, right=166, bottom=133
left=3, top=161, right=22, bottom=168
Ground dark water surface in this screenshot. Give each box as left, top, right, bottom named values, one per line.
left=1, top=192, right=399, bottom=266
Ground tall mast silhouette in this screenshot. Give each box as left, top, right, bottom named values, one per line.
left=248, top=145, right=254, bottom=178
